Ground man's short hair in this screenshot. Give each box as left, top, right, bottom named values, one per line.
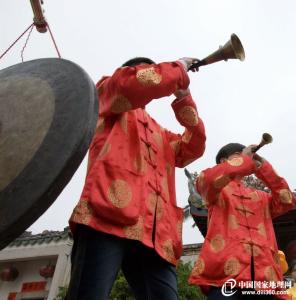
left=215, top=143, right=246, bottom=164
left=122, top=57, right=155, bottom=67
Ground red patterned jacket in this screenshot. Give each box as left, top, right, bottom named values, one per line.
left=69, top=61, right=206, bottom=265
left=189, top=154, right=295, bottom=299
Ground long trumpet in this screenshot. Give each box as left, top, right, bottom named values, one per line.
left=252, top=133, right=273, bottom=153
left=189, top=33, right=245, bottom=70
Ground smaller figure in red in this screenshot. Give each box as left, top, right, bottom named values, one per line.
left=189, top=143, right=295, bottom=300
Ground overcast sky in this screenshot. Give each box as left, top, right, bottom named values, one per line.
left=1, top=0, right=296, bottom=244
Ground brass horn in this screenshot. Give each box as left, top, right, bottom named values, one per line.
left=189, top=33, right=245, bottom=70
left=252, top=133, right=273, bottom=153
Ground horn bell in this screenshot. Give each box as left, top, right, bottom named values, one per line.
left=229, top=33, right=245, bottom=61
left=197, top=33, right=245, bottom=67
left=262, top=133, right=273, bottom=144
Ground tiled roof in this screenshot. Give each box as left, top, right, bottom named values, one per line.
left=182, top=243, right=202, bottom=256
left=6, top=227, right=72, bottom=248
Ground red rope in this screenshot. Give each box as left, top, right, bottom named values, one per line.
left=21, top=24, right=35, bottom=62
left=0, top=23, right=35, bottom=60
left=46, top=23, right=61, bottom=58
left=0, top=20, right=61, bottom=62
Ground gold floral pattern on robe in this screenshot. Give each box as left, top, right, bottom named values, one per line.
left=136, top=67, right=162, bottom=86
left=214, top=175, right=231, bottom=189
left=192, top=258, right=205, bottom=276
left=243, top=243, right=261, bottom=256
left=71, top=199, right=94, bottom=225
left=99, top=142, right=111, bottom=157
left=228, top=214, right=239, bottom=229
left=264, top=266, right=278, bottom=282
left=177, top=221, right=182, bottom=239
left=119, top=113, right=128, bottom=134
left=249, top=191, right=259, bottom=201
left=227, top=156, right=244, bottom=167
left=111, top=95, right=132, bottom=113
left=178, top=106, right=199, bottom=126
left=133, top=154, right=147, bottom=174
left=257, top=223, right=267, bottom=237
left=170, top=140, right=181, bottom=155
left=96, top=117, right=105, bottom=134
left=210, top=234, right=225, bottom=253
left=152, top=131, right=163, bottom=147
left=124, top=217, right=144, bottom=240
left=146, top=192, right=163, bottom=220
left=108, top=180, right=132, bottom=208
left=156, top=199, right=164, bottom=220
left=224, top=257, right=240, bottom=276
left=279, top=189, right=293, bottom=204
left=162, top=239, right=176, bottom=264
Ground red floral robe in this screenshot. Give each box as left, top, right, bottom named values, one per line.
left=189, top=154, right=295, bottom=299
left=69, top=61, right=206, bottom=265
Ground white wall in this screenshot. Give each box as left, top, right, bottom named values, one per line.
left=0, top=258, right=57, bottom=299
left=0, top=240, right=72, bottom=300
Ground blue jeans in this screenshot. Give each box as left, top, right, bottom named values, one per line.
left=66, top=225, right=179, bottom=300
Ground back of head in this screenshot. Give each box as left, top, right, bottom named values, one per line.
left=122, top=57, right=155, bottom=67
left=216, top=143, right=246, bottom=164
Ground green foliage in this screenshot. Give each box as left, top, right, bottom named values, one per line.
left=55, top=285, right=68, bottom=300
left=177, top=261, right=206, bottom=300
left=109, top=261, right=206, bottom=300
left=109, top=270, right=134, bottom=300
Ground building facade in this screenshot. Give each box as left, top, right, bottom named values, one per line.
left=0, top=228, right=72, bottom=300
left=0, top=227, right=203, bottom=300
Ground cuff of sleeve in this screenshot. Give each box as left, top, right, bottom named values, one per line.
left=171, top=94, right=196, bottom=110
left=254, top=160, right=274, bottom=180
left=171, top=92, right=191, bottom=104
left=171, top=94, right=199, bottom=127
left=174, top=61, right=190, bottom=89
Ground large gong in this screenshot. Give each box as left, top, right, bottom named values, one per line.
left=0, top=58, right=98, bottom=249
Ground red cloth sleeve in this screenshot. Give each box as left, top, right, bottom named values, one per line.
left=165, top=94, right=206, bottom=167
left=255, top=160, right=296, bottom=218
left=196, top=154, right=256, bottom=205
left=97, top=61, right=190, bottom=117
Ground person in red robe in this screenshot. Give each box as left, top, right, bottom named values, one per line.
left=66, top=57, right=206, bottom=300
left=189, top=143, right=295, bottom=299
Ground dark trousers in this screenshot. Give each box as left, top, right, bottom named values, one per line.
left=66, top=225, right=179, bottom=300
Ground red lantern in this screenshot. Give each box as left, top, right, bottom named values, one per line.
left=1, top=266, right=19, bottom=281
left=39, top=264, right=55, bottom=278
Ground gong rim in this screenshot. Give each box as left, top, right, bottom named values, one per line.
left=0, top=58, right=98, bottom=249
